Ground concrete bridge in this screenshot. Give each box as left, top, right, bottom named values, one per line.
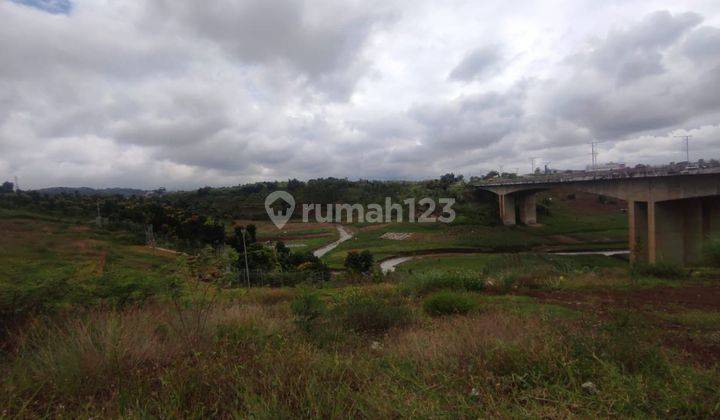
left=474, top=168, right=720, bottom=265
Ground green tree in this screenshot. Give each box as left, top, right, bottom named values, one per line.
left=1, top=182, right=14, bottom=194
left=344, top=250, right=374, bottom=274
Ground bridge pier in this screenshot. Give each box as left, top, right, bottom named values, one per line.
left=703, top=196, right=720, bottom=239
left=498, top=194, right=516, bottom=226
left=518, top=193, right=537, bottom=225
left=630, top=198, right=709, bottom=265
left=498, top=192, right=537, bottom=226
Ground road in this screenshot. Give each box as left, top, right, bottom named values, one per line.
left=313, top=225, right=353, bottom=258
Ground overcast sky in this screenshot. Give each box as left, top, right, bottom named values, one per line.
left=2, top=0, right=720, bottom=189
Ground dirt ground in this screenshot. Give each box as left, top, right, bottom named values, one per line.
left=522, top=285, right=720, bottom=365
left=524, top=285, right=720, bottom=312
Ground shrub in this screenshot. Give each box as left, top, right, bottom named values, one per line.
left=630, top=262, right=686, bottom=279
left=344, top=250, right=374, bottom=274
left=339, top=296, right=412, bottom=334
left=423, top=291, right=478, bottom=316
left=703, top=236, right=720, bottom=267
left=290, top=291, right=326, bottom=332
left=402, top=270, right=484, bottom=295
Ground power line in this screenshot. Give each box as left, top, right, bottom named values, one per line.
left=674, top=135, right=691, bottom=162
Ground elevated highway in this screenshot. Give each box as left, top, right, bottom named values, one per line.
left=473, top=167, right=720, bottom=265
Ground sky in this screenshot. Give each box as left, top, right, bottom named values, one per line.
left=2, top=0, right=720, bottom=190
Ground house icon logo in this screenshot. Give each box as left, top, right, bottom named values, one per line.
left=264, top=190, right=295, bottom=229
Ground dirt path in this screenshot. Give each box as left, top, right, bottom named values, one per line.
left=313, top=225, right=353, bottom=257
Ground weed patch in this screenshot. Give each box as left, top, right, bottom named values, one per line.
left=423, top=291, right=478, bottom=316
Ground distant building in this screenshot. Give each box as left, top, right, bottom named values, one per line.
left=586, top=162, right=626, bottom=172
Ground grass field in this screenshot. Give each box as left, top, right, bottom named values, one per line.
left=2, top=205, right=720, bottom=417
left=317, top=189, right=629, bottom=268
left=0, top=211, right=179, bottom=322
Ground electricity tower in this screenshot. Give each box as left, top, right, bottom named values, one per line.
left=530, top=157, right=541, bottom=174
left=675, top=135, right=691, bottom=162
left=590, top=142, right=600, bottom=172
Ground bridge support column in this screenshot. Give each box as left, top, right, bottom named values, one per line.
left=629, top=201, right=649, bottom=262
left=702, top=196, right=720, bottom=239
left=498, top=194, right=516, bottom=226
left=518, top=194, right=537, bottom=225
left=632, top=199, right=707, bottom=265
left=684, top=199, right=704, bottom=264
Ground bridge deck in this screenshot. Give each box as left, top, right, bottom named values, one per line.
left=472, top=167, right=720, bottom=188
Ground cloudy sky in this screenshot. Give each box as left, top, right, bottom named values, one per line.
left=2, top=0, right=720, bottom=189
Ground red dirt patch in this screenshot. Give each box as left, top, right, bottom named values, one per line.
left=521, top=284, right=720, bottom=365
left=260, top=233, right=332, bottom=241
left=547, top=235, right=582, bottom=244
left=523, top=285, right=720, bottom=312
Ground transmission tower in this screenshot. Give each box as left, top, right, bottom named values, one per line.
left=590, top=142, right=599, bottom=171
left=530, top=157, right=541, bottom=174
left=674, top=135, right=691, bottom=162
left=13, top=176, right=19, bottom=192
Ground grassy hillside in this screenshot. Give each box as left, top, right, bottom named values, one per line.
left=0, top=210, right=179, bottom=324
left=1, top=209, right=720, bottom=417
left=321, top=188, right=628, bottom=268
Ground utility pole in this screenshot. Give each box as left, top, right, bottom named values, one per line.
left=241, top=228, right=250, bottom=288
left=13, top=176, right=19, bottom=192
left=675, top=135, right=691, bottom=162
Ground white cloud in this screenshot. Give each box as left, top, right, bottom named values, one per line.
left=1, top=0, right=720, bottom=189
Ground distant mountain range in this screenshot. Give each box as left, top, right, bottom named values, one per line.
left=33, top=187, right=148, bottom=197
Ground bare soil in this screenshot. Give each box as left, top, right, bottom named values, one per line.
left=521, top=285, right=720, bottom=365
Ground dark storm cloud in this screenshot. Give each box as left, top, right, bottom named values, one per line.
left=448, top=46, right=502, bottom=82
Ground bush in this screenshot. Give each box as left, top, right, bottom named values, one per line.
left=344, top=250, right=374, bottom=274
left=630, top=262, right=686, bottom=279
left=703, top=236, right=720, bottom=267
left=423, top=291, right=478, bottom=316
left=339, top=296, right=412, bottom=334
left=402, top=270, right=485, bottom=295
left=291, top=291, right=326, bottom=332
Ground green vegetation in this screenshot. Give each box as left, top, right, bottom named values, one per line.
left=703, top=236, right=720, bottom=267
left=631, top=262, right=687, bottom=280
left=344, top=250, right=374, bottom=274
left=423, top=291, right=479, bottom=316
left=291, top=290, right=326, bottom=332
left=401, top=269, right=486, bottom=295
left=2, top=184, right=720, bottom=417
